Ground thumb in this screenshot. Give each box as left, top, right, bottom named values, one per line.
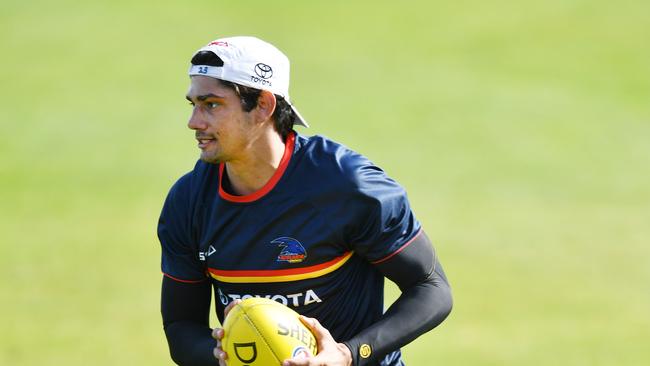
left=282, top=358, right=310, bottom=366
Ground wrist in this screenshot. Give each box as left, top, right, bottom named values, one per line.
left=337, top=343, right=353, bottom=366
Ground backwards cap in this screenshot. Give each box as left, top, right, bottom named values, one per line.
left=188, top=36, right=308, bottom=127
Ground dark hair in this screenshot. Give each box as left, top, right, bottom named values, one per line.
left=191, top=50, right=295, bottom=140
left=218, top=80, right=295, bottom=140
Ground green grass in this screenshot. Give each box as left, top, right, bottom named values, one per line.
left=1, top=0, right=649, bottom=365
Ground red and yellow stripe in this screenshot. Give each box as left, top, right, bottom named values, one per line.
left=208, top=251, right=353, bottom=283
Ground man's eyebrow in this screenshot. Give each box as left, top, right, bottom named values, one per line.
left=186, top=93, right=225, bottom=102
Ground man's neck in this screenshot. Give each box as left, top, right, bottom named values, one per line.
left=224, top=131, right=287, bottom=196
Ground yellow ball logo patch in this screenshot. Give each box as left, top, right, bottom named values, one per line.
left=359, top=344, right=372, bottom=358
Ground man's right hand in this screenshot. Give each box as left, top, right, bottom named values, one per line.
left=212, top=299, right=241, bottom=366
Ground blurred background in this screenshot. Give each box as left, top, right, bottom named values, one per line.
left=1, top=0, right=649, bottom=365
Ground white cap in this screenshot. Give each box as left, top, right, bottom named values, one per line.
left=188, top=36, right=309, bottom=127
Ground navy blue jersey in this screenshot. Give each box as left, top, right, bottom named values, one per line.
left=158, top=132, right=421, bottom=365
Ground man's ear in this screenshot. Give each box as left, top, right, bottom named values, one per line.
left=255, top=90, right=277, bottom=123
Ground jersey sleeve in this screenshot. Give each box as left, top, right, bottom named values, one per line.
left=157, top=173, right=207, bottom=282
left=342, top=156, right=422, bottom=263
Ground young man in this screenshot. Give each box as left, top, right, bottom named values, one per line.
left=159, top=36, right=452, bottom=366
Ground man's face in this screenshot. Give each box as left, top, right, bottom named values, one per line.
left=186, top=76, right=255, bottom=164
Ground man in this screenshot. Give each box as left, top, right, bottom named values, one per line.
left=158, top=36, right=452, bottom=366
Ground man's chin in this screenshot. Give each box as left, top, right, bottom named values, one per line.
left=199, top=152, right=222, bottom=164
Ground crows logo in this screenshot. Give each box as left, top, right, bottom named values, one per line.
left=271, top=237, right=307, bottom=263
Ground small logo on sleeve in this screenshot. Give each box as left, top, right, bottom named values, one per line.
left=359, top=344, right=372, bottom=359
left=271, top=237, right=307, bottom=263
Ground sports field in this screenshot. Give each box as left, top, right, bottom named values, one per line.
left=1, top=1, right=649, bottom=365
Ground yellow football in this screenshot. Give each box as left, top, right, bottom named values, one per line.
left=222, top=297, right=318, bottom=365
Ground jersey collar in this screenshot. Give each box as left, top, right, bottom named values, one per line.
left=218, top=131, right=296, bottom=203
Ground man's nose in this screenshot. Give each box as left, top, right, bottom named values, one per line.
left=187, top=108, right=206, bottom=130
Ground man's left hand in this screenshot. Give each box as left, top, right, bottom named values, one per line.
left=282, top=316, right=352, bottom=366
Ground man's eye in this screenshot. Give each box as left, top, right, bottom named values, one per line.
left=207, top=102, right=220, bottom=109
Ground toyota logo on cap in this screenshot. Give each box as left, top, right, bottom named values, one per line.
left=254, top=63, right=273, bottom=79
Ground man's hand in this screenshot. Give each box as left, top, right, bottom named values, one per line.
left=212, top=299, right=241, bottom=366
left=282, top=316, right=353, bottom=366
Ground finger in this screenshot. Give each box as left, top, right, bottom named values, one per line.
left=224, top=299, right=241, bottom=317
left=213, top=346, right=228, bottom=365
left=212, top=327, right=224, bottom=340
left=300, top=315, right=332, bottom=340
left=298, top=316, right=318, bottom=331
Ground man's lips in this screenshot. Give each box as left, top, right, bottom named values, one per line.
left=196, top=136, right=215, bottom=149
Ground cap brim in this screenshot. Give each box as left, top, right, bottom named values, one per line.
left=291, top=105, right=309, bottom=128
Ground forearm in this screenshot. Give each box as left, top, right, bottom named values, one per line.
left=165, top=321, right=218, bottom=366
left=344, top=232, right=453, bottom=365
left=343, top=263, right=452, bottom=365
left=161, top=276, right=218, bottom=366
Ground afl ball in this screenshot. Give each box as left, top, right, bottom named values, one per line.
left=222, top=298, right=318, bottom=365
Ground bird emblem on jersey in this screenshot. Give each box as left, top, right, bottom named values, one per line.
left=271, top=237, right=307, bottom=263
